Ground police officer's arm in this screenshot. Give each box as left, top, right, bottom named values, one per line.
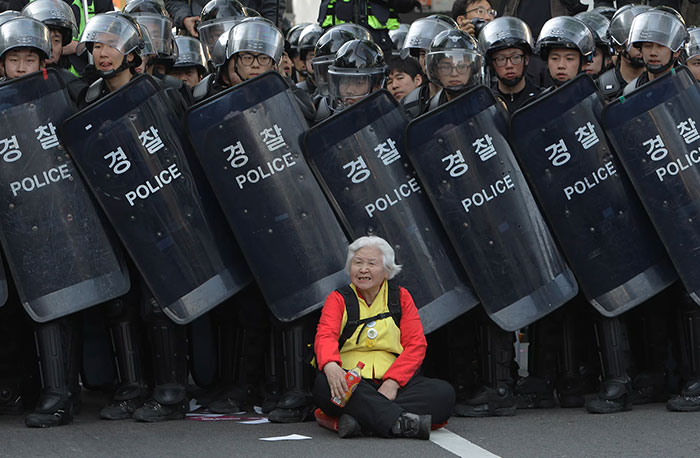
left=164, top=0, right=196, bottom=32
left=381, top=287, right=427, bottom=387
left=315, top=291, right=351, bottom=398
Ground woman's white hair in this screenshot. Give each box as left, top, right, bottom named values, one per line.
left=345, top=235, right=403, bottom=280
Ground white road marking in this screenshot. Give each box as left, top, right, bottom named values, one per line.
left=430, top=428, right=501, bottom=458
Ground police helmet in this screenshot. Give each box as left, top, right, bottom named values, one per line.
left=628, top=8, right=687, bottom=52
left=327, top=23, right=373, bottom=41
left=389, top=23, right=409, bottom=50
left=198, top=0, right=247, bottom=56
left=535, top=16, right=595, bottom=62
left=226, top=17, right=284, bottom=64
left=426, top=29, right=482, bottom=92
left=0, top=17, right=52, bottom=61
left=400, top=14, right=457, bottom=58
left=328, top=39, right=386, bottom=111
left=478, top=16, right=534, bottom=57
left=77, top=12, right=144, bottom=68
left=174, top=35, right=208, bottom=75
left=591, top=5, right=616, bottom=21
left=575, top=11, right=611, bottom=50
left=607, top=5, right=651, bottom=47
left=687, top=27, right=700, bottom=61
left=313, top=28, right=357, bottom=97
left=21, top=0, right=78, bottom=46
left=297, top=22, right=322, bottom=59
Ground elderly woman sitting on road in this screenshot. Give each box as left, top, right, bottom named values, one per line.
left=313, top=236, right=455, bottom=439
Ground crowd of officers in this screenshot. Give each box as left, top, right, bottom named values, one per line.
left=0, top=0, right=698, bottom=433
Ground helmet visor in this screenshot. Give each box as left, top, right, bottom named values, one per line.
left=478, top=17, right=534, bottom=55
left=198, top=18, right=240, bottom=57
left=426, top=49, right=482, bottom=90
left=312, top=55, right=333, bottom=96
left=174, top=36, right=207, bottom=69
left=21, top=0, right=78, bottom=42
left=133, top=14, right=173, bottom=56
left=227, top=21, right=283, bottom=63
left=77, top=14, right=142, bottom=56
left=628, top=11, right=687, bottom=52
left=328, top=67, right=385, bottom=110
left=0, top=17, right=52, bottom=60
left=401, top=18, right=454, bottom=57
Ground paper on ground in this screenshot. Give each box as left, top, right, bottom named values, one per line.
left=259, top=434, right=312, bottom=441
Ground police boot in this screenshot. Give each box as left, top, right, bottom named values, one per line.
left=268, top=323, right=315, bottom=423
left=514, top=321, right=556, bottom=409
left=667, top=303, right=700, bottom=412
left=25, top=317, right=80, bottom=428
left=586, top=317, right=633, bottom=414
left=556, top=311, right=596, bottom=408
left=628, top=293, right=672, bottom=404
left=455, top=322, right=516, bottom=417
left=391, top=412, right=431, bottom=440
left=100, top=298, right=149, bottom=420
left=208, top=323, right=247, bottom=414
left=261, top=329, right=283, bottom=414
left=133, top=296, right=188, bottom=422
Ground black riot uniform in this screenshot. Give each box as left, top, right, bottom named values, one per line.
left=478, top=16, right=541, bottom=113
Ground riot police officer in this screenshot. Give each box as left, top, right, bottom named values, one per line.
left=0, top=17, right=80, bottom=428
left=514, top=18, right=601, bottom=410
left=596, top=5, right=651, bottom=100
left=478, top=16, right=541, bottom=112
left=575, top=11, right=613, bottom=78
left=424, top=29, right=482, bottom=109
left=326, top=39, right=387, bottom=113
left=77, top=13, right=191, bottom=422
left=623, top=7, right=687, bottom=94
left=21, top=0, right=87, bottom=102
left=169, top=36, right=209, bottom=88
left=295, top=23, right=322, bottom=98
left=399, top=14, right=457, bottom=117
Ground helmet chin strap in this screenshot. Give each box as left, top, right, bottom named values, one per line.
left=497, top=74, right=523, bottom=87
left=623, top=50, right=645, bottom=68
left=646, top=54, right=674, bottom=75
left=99, top=58, right=131, bottom=79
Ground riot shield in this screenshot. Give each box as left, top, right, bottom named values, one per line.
left=304, top=90, right=479, bottom=333
left=405, top=86, right=578, bottom=331
left=60, top=75, right=251, bottom=324
left=0, top=69, right=130, bottom=322
left=511, top=74, right=677, bottom=316
left=185, top=72, right=349, bottom=322
left=603, top=67, right=700, bottom=305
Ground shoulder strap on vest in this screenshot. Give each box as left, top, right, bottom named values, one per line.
left=598, top=68, right=620, bottom=97
left=337, top=281, right=402, bottom=351
left=85, top=78, right=104, bottom=104
left=192, top=73, right=213, bottom=102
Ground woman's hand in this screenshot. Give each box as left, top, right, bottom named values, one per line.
left=378, top=379, right=400, bottom=401
left=323, top=362, right=348, bottom=400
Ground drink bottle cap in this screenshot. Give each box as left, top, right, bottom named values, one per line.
left=358, top=362, right=365, bottom=369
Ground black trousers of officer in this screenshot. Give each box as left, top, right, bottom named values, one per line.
left=313, top=371, right=455, bottom=437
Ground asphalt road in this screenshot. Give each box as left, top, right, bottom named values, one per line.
left=1, top=390, right=699, bottom=458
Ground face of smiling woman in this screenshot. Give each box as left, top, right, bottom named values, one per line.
left=349, top=245, right=388, bottom=302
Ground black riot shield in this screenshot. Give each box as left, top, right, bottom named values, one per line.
left=0, top=69, right=130, bottom=322
left=603, top=67, right=700, bottom=305
left=185, top=72, right=349, bottom=322
left=60, top=75, right=251, bottom=324
left=304, top=90, right=479, bottom=333
left=405, top=86, right=577, bottom=331
left=511, top=74, right=677, bottom=316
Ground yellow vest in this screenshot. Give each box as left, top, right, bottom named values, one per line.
left=339, top=281, right=403, bottom=380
